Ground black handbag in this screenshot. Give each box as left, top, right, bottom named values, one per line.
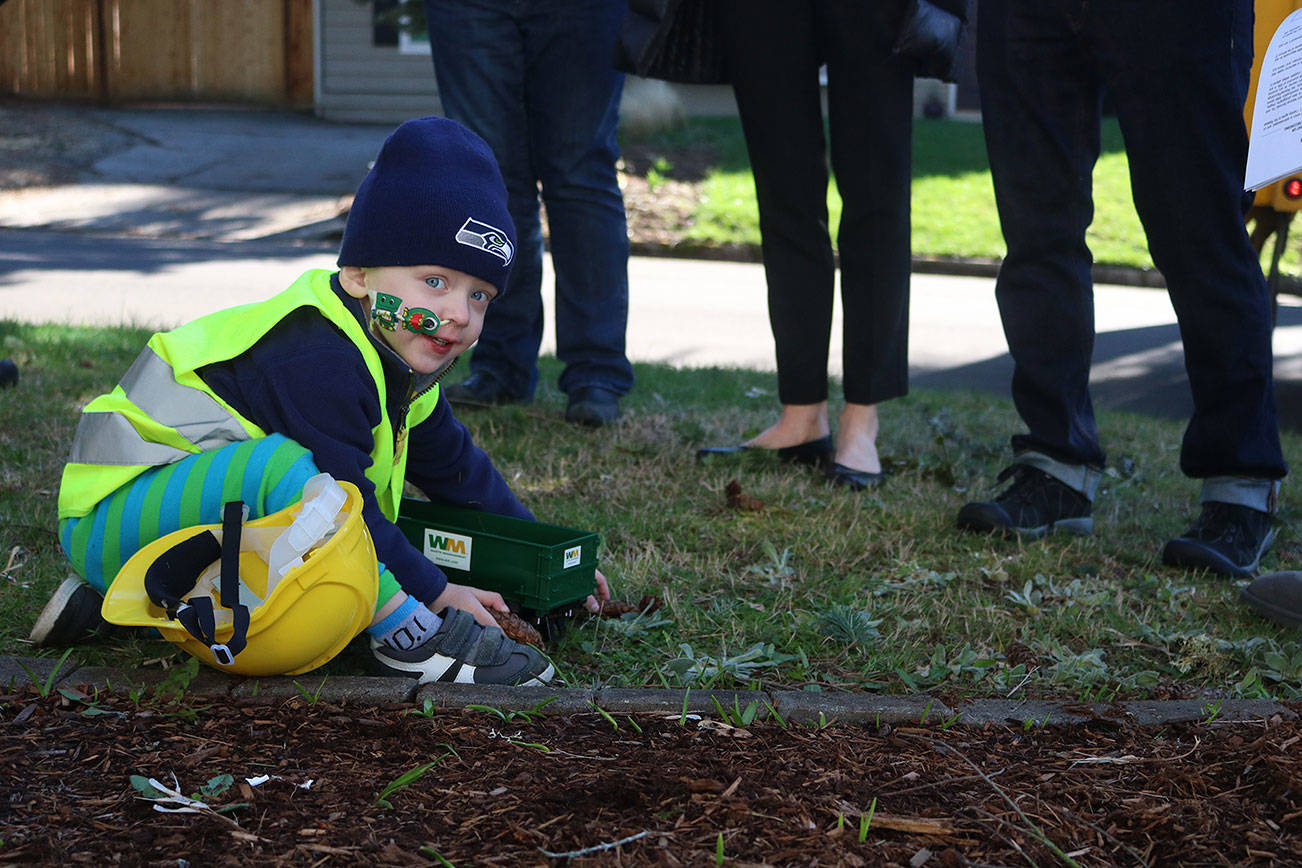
left=614, top=0, right=727, bottom=85
left=893, top=0, right=965, bottom=83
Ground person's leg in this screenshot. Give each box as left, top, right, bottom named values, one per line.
left=979, top=0, right=1106, bottom=480
left=521, top=0, right=634, bottom=405
left=426, top=0, right=543, bottom=400
left=1098, top=0, right=1284, bottom=490
left=957, top=0, right=1102, bottom=536
left=58, top=437, right=423, bottom=629
left=821, top=0, right=914, bottom=475
left=1095, top=0, right=1285, bottom=576
left=60, top=435, right=320, bottom=593
left=717, top=0, right=832, bottom=449
left=37, top=436, right=336, bottom=647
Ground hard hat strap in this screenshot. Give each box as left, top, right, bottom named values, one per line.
left=142, top=499, right=252, bottom=666
left=214, top=500, right=251, bottom=663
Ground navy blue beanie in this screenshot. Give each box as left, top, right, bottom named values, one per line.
left=338, top=116, right=516, bottom=294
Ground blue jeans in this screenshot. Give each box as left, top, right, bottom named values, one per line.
left=426, top=0, right=633, bottom=400
left=978, top=0, right=1286, bottom=485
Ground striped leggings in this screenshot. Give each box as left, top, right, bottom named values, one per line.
left=60, top=435, right=403, bottom=614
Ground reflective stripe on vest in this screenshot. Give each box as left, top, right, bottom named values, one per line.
left=68, top=347, right=252, bottom=465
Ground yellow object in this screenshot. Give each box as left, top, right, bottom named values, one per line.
left=1248, top=0, right=1302, bottom=210
left=102, top=477, right=379, bottom=677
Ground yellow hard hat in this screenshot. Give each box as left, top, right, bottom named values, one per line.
left=102, top=475, right=379, bottom=676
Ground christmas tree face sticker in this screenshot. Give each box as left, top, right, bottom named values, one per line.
left=371, top=292, right=442, bottom=335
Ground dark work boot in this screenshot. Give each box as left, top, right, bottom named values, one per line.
left=956, top=464, right=1093, bottom=539
left=1162, top=501, right=1274, bottom=578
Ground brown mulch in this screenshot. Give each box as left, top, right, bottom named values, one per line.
left=4, top=687, right=1300, bottom=866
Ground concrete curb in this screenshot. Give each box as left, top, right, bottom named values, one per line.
left=6, top=655, right=1295, bottom=730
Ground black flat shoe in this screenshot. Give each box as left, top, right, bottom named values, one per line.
left=827, top=462, right=886, bottom=491
left=696, top=435, right=834, bottom=469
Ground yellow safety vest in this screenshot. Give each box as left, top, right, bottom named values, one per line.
left=58, top=269, right=441, bottom=522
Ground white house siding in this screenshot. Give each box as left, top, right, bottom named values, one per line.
left=316, top=0, right=441, bottom=123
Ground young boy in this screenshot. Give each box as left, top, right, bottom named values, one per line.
left=30, top=116, right=607, bottom=686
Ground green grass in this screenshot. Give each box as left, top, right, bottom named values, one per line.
left=625, top=116, right=1213, bottom=273
left=3, top=322, right=1301, bottom=702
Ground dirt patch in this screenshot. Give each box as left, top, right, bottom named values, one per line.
left=4, top=686, right=1299, bottom=866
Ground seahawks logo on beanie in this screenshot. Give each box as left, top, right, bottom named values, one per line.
left=456, top=218, right=514, bottom=266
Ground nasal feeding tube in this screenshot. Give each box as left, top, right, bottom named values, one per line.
left=370, top=292, right=442, bottom=335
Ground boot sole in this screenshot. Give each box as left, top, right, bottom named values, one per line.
left=1162, top=528, right=1275, bottom=579
left=957, top=504, right=1093, bottom=540
left=28, top=575, right=92, bottom=647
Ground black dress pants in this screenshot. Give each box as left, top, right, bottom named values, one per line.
left=720, top=0, right=914, bottom=406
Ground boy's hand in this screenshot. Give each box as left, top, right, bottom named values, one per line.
left=433, top=581, right=509, bottom=627
left=584, top=569, right=612, bottom=613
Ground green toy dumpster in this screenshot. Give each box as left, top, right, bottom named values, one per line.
left=396, top=497, right=601, bottom=637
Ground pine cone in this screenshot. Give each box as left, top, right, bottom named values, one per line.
left=598, top=599, right=639, bottom=618
left=724, top=479, right=765, bottom=511
left=596, top=595, right=663, bottom=619
left=491, top=609, right=544, bottom=647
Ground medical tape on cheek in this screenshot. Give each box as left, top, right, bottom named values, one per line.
left=370, top=292, right=442, bottom=335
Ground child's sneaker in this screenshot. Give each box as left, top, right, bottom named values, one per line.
left=956, top=464, right=1093, bottom=539
left=1162, top=501, right=1274, bottom=578
left=370, top=607, right=554, bottom=686
left=29, top=575, right=117, bottom=647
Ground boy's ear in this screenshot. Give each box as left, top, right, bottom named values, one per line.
left=339, top=266, right=369, bottom=299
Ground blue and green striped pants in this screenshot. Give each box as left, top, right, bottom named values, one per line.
left=60, top=435, right=403, bottom=612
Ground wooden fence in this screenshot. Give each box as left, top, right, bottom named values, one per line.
left=0, top=0, right=313, bottom=107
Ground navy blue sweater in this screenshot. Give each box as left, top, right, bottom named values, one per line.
left=198, top=273, right=532, bottom=605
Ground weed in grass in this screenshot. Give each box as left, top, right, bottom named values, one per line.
left=418, top=846, right=456, bottom=867
left=375, top=755, right=448, bottom=809
left=152, top=657, right=200, bottom=705
left=815, top=604, right=882, bottom=645
left=711, top=695, right=760, bottom=727
left=859, top=797, right=877, bottom=843
left=409, top=697, right=439, bottom=718
left=56, top=686, right=119, bottom=718
left=1201, top=698, right=1224, bottom=724
left=663, top=642, right=798, bottom=685
left=589, top=701, right=619, bottom=729
left=591, top=608, right=674, bottom=637
left=292, top=676, right=328, bottom=705
left=464, top=697, right=556, bottom=724
left=19, top=647, right=74, bottom=697
left=746, top=541, right=797, bottom=588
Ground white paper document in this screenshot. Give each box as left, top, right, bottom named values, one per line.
left=1246, top=8, right=1302, bottom=191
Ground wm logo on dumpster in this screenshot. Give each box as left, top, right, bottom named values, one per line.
left=423, top=528, right=473, bottom=571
